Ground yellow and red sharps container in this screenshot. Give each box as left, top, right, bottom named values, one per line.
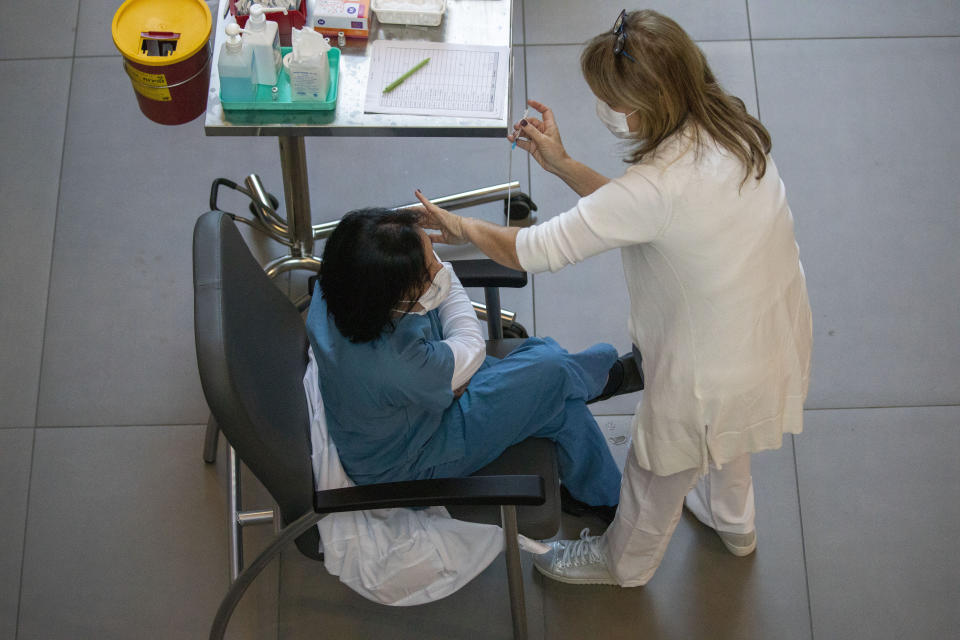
left=112, top=0, right=212, bottom=125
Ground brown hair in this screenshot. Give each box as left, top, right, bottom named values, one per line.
left=581, top=10, right=771, bottom=185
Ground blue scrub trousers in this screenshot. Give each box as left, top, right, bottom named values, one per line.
left=418, top=337, right=622, bottom=507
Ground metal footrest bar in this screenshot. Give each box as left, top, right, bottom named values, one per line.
left=245, top=174, right=289, bottom=237
left=236, top=509, right=276, bottom=527
left=226, top=214, right=293, bottom=247
left=472, top=301, right=516, bottom=325
left=263, top=255, right=323, bottom=279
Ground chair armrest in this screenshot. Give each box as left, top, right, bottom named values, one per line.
left=449, top=259, right=527, bottom=289
left=314, top=475, right=545, bottom=514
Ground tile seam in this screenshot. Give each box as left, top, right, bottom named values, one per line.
left=31, top=404, right=958, bottom=429
left=31, top=4, right=81, bottom=434
left=33, top=423, right=208, bottom=429
left=519, top=2, right=536, bottom=338
left=522, top=39, right=749, bottom=47
left=751, top=34, right=960, bottom=41
left=593, top=403, right=960, bottom=418
left=18, top=4, right=83, bottom=634
left=745, top=0, right=763, bottom=122
left=518, top=34, right=960, bottom=47
left=519, top=5, right=542, bottom=631
left=0, top=55, right=74, bottom=62
left=12, top=428, right=37, bottom=640
left=804, top=403, right=960, bottom=411
left=792, top=434, right=816, bottom=640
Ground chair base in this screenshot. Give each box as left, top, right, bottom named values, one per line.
left=210, top=505, right=530, bottom=640
left=203, top=415, right=219, bottom=464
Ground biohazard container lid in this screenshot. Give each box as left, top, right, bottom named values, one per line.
left=112, top=0, right=212, bottom=67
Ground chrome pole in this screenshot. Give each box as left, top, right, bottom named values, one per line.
left=278, top=136, right=314, bottom=257
left=392, top=181, right=522, bottom=212
left=227, top=445, right=243, bottom=582
left=312, top=181, right=522, bottom=240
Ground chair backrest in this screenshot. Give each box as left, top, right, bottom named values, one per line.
left=192, top=211, right=321, bottom=559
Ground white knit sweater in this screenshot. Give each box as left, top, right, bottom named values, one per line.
left=517, top=131, right=812, bottom=475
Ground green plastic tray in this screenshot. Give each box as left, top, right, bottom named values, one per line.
left=221, top=46, right=339, bottom=112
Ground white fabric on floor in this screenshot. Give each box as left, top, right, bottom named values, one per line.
left=304, top=347, right=546, bottom=606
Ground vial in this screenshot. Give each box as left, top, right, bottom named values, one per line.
left=271, top=86, right=279, bottom=101
left=337, top=31, right=346, bottom=47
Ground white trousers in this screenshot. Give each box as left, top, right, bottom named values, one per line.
left=601, top=444, right=756, bottom=587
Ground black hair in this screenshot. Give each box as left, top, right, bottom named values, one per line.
left=319, top=208, right=430, bottom=343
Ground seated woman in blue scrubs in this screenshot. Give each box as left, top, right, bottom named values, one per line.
left=306, top=208, right=637, bottom=514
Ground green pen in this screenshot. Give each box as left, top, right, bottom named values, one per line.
left=383, top=57, right=431, bottom=93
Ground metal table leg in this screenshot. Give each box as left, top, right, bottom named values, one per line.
left=258, top=136, right=324, bottom=277
left=278, top=136, right=314, bottom=258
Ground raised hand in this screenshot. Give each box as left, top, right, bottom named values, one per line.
left=506, top=99, right=571, bottom=175
left=412, top=189, right=468, bottom=245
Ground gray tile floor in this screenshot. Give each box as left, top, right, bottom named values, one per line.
left=1, top=1, right=958, bottom=638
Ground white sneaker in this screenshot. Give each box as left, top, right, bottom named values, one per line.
left=717, top=530, right=757, bottom=557
left=532, top=528, right=618, bottom=585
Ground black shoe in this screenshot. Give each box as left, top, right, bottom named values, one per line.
left=588, top=350, right=644, bottom=404
left=560, top=485, right=617, bottom=525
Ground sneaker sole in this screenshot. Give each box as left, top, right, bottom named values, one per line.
left=720, top=536, right=757, bottom=557
left=532, top=561, right=618, bottom=585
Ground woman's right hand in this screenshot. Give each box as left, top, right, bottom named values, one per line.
left=507, top=99, right=571, bottom=175
left=413, top=189, right=469, bottom=245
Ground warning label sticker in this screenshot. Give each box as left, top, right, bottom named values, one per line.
left=124, top=65, right=172, bottom=102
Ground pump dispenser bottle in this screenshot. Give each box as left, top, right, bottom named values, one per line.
left=218, top=23, right=256, bottom=102
left=243, top=4, right=282, bottom=86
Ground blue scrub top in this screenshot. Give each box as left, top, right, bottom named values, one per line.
left=305, top=290, right=463, bottom=481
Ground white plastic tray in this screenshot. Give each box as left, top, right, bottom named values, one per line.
left=372, top=0, right=446, bottom=27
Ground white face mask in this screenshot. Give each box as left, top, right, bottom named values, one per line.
left=596, top=99, right=638, bottom=139
left=398, top=255, right=452, bottom=315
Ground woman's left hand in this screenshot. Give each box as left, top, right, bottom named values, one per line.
left=413, top=190, right=469, bottom=245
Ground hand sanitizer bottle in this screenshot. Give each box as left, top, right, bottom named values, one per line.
left=218, top=24, right=256, bottom=102
left=243, top=4, right=282, bottom=86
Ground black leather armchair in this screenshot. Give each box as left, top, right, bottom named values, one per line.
left=193, top=211, right=559, bottom=640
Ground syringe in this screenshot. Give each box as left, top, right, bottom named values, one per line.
left=511, top=106, right=530, bottom=150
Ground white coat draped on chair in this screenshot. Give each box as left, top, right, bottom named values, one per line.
left=304, top=347, right=546, bottom=606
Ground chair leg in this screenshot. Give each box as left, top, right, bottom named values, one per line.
left=210, top=510, right=324, bottom=640
left=227, top=445, right=244, bottom=582
left=484, top=287, right=504, bottom=339
left=203, top=414, right=220, bottom=464
left=501, top=505, right=527, bottom=640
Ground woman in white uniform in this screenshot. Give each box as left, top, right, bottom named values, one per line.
left=413, top=9, right=812, bottom=587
